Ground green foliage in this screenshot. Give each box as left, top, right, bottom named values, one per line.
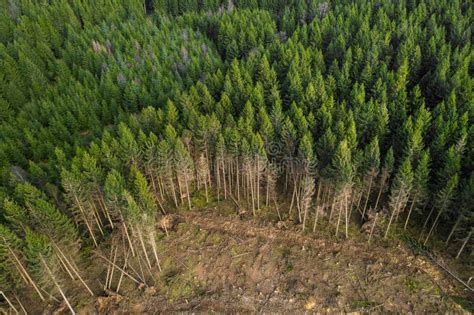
left=15, top=183, right=79, bottom=250
left=330, top=140, right=353, bottom=189
left=0, top=0, right=472, bottom=305
left=0, top=224, right=24, bottom=293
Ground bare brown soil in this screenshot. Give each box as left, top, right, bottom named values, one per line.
left=74, top=209, right=472, bottom=314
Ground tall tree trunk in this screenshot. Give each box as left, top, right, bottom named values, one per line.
left=266, top=173, right=270, bottom=207
left=104, top=246, right=113, bottom=290
left=176, top=174, right=184, bottom=206
left=98, top=193, right=114, bottom=229
left=6, top=245, right=45, bottom=301
left=89, top=200, right=104, bottom=236
left=40, top=255, right=75, bottom=314
left=149, top=172, right=166, bottom=214
left=0, top=291, right=18, bottom=314
left=419, top=204, right=435, bottom=242
left=56, top=250, right=75, bottom=280
left=122, top=220, right=136, bottom=257
left=236, top=158, right=240, bottom=201
left=446, top=214, right=462, bottom=245
left=295, top=180, right=302, bottom=223
left=424, top=195, right=450, bottom=245
left=256, top=158, right=260, bottom=210
left=312, top=206, right=320, bottom=233
left=368, top=213, right=378, bottom=243
left=249, top=163, right=256, bottom=216
left=136, top=228, right=152, bottom=271
left=169, top=176, right=178, bottom=207
left=385, top=190, right=402, bottom=238
left=53, top=244, right=93, bottom=295
left=273, top=198, right=282, bottom=221
left=424, top=209, right=443, bottom=245
left=148, top=232, right=161, bottom=271
left=116, top=249, right=129, bottom=293
left=108, top=246, right=118, bottom=289
left=90, top=198, right=105, bottom=230
left=362, top=174, right=374, bottom=219
left=216, top=160, right=221, bottom=202
left=222, top=159, right=227, bottom=200
left=15, top=295, right=27, bottom=314
left=374, top=175, right=386, bottom=211
left=205, top=146, right=212, bottom=190
left=184, top=173, right=192, bottom=210
left=404, top=193, right=417, bottom=230
left=456, top=230, right=472, bottom=259
left=289, top=180, right=296, bottom=216
left=73, top=192, right=98, bottom=247
left=345, top=190, right=349, bottom=238
left=203, top=171, right=209, bottom=203
left=227, top=159, right=232, bottom=197
left=158, top=176, right=165, bottom=201
left=315, top=182, right=322, bottom=209
left=328, top=191, right=336, bottom=223
left=336, top=196, right=342, bottom=237
left=301, top=177, right=313, bottom=232
left=97, top=252, right=141, bottom=285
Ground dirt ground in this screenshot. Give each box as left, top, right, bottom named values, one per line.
left=75, top=209, right=472, bottom=314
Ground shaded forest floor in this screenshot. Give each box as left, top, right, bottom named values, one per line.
left=72, top=208, right=472, bottom=314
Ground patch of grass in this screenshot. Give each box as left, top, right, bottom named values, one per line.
left=451, top=296, right=474, bottom=313
left=279, top=245, right=291, bottom=259
left=405, top=276, right=422, bottom=293
left=229, top=245, right=247, bottom=267
left=278, top=245, right=294, bottom=272
left=191, top=190, right=212, bottom=208
left=352, top=299, right=376, bottom=309
left=257, top=205, right=280, bottom=221
left=206, top=232, right=223, bottom=245
left=230, top=245, right=239, bottom=256
left=215, top=200, right=240, bottom=216
left=177, top=221, right=191, bottom=231
left=161, top=267, right=180, bottom=286
left=196, top=229, right=209, bottom=243
left=405, top=278, right=420, bottom=293
left=160, top=266, right=199, bottom=301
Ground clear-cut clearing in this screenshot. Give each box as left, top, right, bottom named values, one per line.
left=73, top=209, right=472, bottom=314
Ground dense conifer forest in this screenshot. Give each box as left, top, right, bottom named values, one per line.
left=0, top=0, right=472, bottom=312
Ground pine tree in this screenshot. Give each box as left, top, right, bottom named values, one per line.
left=360, top=137, right=380, bottom=220
left=130, top=165, right=156, bottom=214
left=385, top=159, right=413, bottom=238
left=424, top=146, right=461, bottom=245
left=446, top=173, right=474, bottom=246
left=173, top=139, right=194, bottom=210
left=330, top=140, right=353, bottom=238
left=298, top=133, right=316, bottom=231
left=374, top=147, right=395, bottom=211
left=24, top=230, right=74, bottom=312
left=61, top=168, right=101, bottom=247
left=15, top=183, right=79, bottom=254
left=0, top=223, right=45, bottom=302
left=404, top=151, right=430, bottom=230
